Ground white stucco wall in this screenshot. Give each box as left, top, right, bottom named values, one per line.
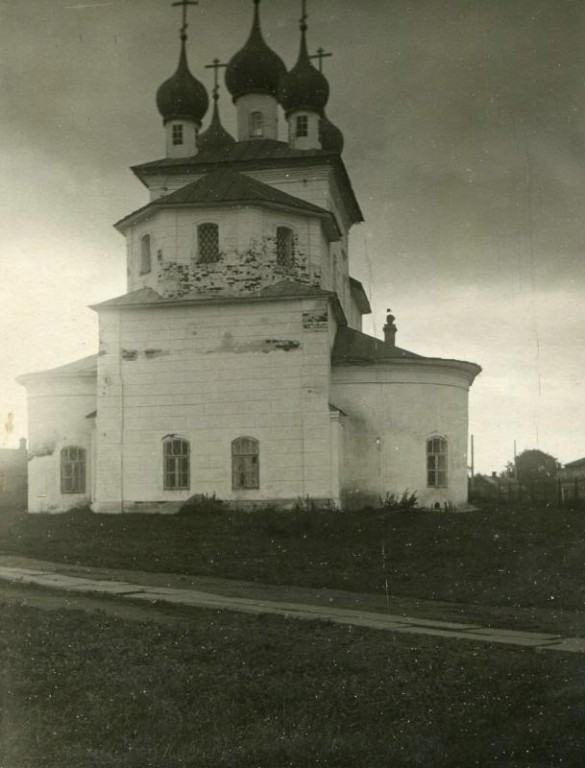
left=330, top=362, right=473, bottom=509
left=94, top=297, right=339, bottom=513
left=25, top=375, right=96, bottom=513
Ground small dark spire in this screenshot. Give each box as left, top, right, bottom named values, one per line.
left=199, top=58, right=235, bottom=152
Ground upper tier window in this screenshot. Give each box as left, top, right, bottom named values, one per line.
left=172, top=124, right=184, bottom=146
left=296, top=115, right=309, bottom=138
left=276, top=227, right=294, bottom=268
left=249, top=111, right=264, bottom=138
left=197, top=223, right=219, bottom=263
left=140, top=234, right=152, bottom=274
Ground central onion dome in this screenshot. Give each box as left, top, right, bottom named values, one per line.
left=225, top=0, right=287, bottom=101
left=156, top=38, right=209, bottom=125
left=199, top=92, right=236, bottom=152
left=278, top=16, right=329, bottom=116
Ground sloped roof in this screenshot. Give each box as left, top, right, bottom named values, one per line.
left=131, top=139, right=363, bottom=226
left=115, top=168, right=341, bottom=241
left=349, top=278, right=372, bottom=315
left=332, top=326, right=482, bottom=382
left=92, top=281, right=335, bottom=310
left=17, top=354, right=98, bottom=385
left=332, top=327, right=422, bottom=363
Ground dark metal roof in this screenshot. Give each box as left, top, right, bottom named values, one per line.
left=17, top=354, right=98, bottom=385
left=332, top=326, right=422, bottom=363
left=349, top=277, right=372, bottom=315
left=131, top=140, right=363, bottom=225
left=91, top=281, right=336, bottom=310
left=332, top=326, right=482, bottom=382
left=115, top=168, right=341, bottom=241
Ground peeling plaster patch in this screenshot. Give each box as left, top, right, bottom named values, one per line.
left=303, top=308, right=328, bottom=332
left=144, top=349, right=169, bottom=360
left=122, top=349, right=138, bottom=361
left=210, top=333, right=301, bottom=355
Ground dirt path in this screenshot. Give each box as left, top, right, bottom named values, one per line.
left=1, top=561, right=584, bottom=653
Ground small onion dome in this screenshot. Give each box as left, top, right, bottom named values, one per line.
left=156, top=40, right=209, bottom=125
left=320, top=113, right=344, bottom=153
left=199, top=101, right=236, bottom=152
left=278, top=24, right=329, bottom=116
left=225, top=0, right=287, bottom=101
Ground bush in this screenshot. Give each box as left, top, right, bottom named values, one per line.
left=176, top=493, right=225, bottom=517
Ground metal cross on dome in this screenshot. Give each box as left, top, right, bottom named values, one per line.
left=172, top=0, right=199, bottom=39
left=205, top=57, right=228, bottom=101
left=310, top=46, right=333, bottom=73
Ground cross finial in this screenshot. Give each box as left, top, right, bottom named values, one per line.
left=205, top=57, right=228, bottom=101
left=309, top=46, right=333, bottom=73
left=300, top=0, right=308, bottom=32
left=172, top=0, right=199, bottom=41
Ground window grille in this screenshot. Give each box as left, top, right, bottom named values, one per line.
left=140, top=234, right=152, bottom=274
left=276, top=226, right=294, bottom=268
left=163, top=438, right=190, bottom=490
left=232, top=437, right=259, bottom=490
left=172, top=124, right=184, bottom=146
left=296, top=115, right=309, bottom=138
left=61, top=446, right=86, bottom=494
left=197, top=223, right=220, bottom=263
left=427, top=437, right=448, bottom=487
left=249, top=111, right=264, bottom=138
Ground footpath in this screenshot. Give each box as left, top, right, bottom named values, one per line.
left=0, top=554, right=583, bottom=653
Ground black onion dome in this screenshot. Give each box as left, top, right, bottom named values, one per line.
left=199, top=101, right=236, bottom=152
left=320, top=113, right=344, bottom=153
left=225, top=0, right=287, bottom=101
left=156, top=40, right=209, bottom=125
left=278, top=26, right=329, bottom=116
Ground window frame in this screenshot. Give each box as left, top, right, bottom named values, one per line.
left=427, top=436, right=448, bottom=488
left=197, top=222, right=220, bottom=264
left=249, top=111, right=264, bottom=138
left=172, top=124, right=184, bottom=146
left=60, top=446, right=86, bottom=495
left=276, top=226, right=295, bottom=268
left=296, top=115, right=309, bottom=138
left=163, top=437, right=191, bottom=491
left=140, top=234, right=152, bottom=274
left=232, top=437, right=260, bottom=490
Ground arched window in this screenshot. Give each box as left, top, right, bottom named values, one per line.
left=197, top=223, right=220, bottom=263
left=61, top=446, right=86, bottom=494
left=163, top=437, right=190, bottom=490
left=296, top=115, right=309, bottom=138
left=427, top=437, right=448, bottom=488
left=140, top=234, right=152, bottom=274
left=249, top=111, right=264, bottom=138
left=232, top=437, right=259, bottom=490
left=172, top=124, right=184, bottom=146
left=276, top=226, right=294, bottom=268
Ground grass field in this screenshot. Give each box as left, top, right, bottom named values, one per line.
left=2, top=600, right=585, bottom=767
left=2, top=503, right=585, bottom=610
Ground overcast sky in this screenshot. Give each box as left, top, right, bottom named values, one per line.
left=1, top=0, right=584, bottom=472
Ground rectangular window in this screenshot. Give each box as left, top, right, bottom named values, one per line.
left=427, top=437, right=448, bottom=487
left=296, top=115, right=309, bottom=138
left=198, top=223, right=220, bottom=263
left=276, top=226, right=294, bottom=268
left=140, top=234, right=152, bottom=274
left=61, top=447, right=86, bottom=494
left=172, top=124, right=184, bottom=146
left=164, top=438, right=190, bottom=490
left=232, top=437, right=259, bottom=490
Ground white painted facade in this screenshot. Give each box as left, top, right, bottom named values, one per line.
left=18, top=16, right=481, bottom=514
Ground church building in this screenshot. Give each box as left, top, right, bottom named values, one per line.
left=18, top=0, right=481, bottom=513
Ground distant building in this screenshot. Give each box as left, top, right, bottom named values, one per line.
left=0, top=439, right=28, bottom=512
left=17, top=1, right=480, bottom=514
